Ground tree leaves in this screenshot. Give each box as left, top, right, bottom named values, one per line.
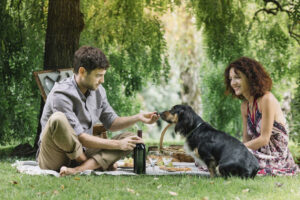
left=80, top=0, right=170, bottom=116
left=189, top=0, right=247, bottom=63
left=81, top=2, right=169, bottom=87
left=0, top=0, right=46, bottom=144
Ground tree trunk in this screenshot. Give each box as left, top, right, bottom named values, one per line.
left=44, top=0, right=84, bottom=69
left=32, top=0, right=84, bottom=152
left=163, top=5, right=202, bottom=115
left=180, top=67, right=202, bottom=115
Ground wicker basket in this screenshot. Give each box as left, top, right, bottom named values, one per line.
left=159, top=124, right=194, bottom=162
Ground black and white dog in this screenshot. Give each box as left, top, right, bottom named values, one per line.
left=160, top=105, right=259, bottom=178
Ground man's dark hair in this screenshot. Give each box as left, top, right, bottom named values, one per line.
left=73, top=46, right=109, bottom=74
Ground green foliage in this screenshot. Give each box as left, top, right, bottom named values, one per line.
left=248, top=10, right=296, bottom=83
left=244, top=2, right=300, bottom=141
left=188, top=0, right=300, bottom=138
left=0, top=0, right=46, bottom=145
left=80, top=0, right=170, bottom=116
left=184, top=0, right=247, bottom=135
left=189, top=0, right=247, bottom=63
left=103, top=66, right=142, bottom=117
left=200, top=62, right=242, bottom=136
left=290, top=71, right=300, bottom=143
left=1, top=0, right=299, bottom=145
left=145, top=0, right=182, bottom=12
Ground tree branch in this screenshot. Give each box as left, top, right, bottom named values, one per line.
left=289, top=23, right=300, bottom=44
left=248, top=0, right=300, bottom=45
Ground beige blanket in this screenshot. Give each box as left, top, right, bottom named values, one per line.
left=12, top=160, right=209, bottom=177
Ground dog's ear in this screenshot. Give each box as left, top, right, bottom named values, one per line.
left=182, top=110, right=195, bottom=126
left=174, top=107, right=195, bottom=135
left=177, top=108, right=185, bottom=116
left=177, top=108, right=193, bottom=123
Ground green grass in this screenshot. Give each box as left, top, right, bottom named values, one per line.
left=1, top=142, right=300, bottom=199
left=0, top=157, right=299, bottom=200
left=0, top=145, right=15, bottom=157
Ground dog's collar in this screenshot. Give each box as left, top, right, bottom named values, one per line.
left=186, top=122, right=204, bottom=138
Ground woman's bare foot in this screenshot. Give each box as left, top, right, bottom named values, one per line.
left=60, top=166, right=79, bottom=177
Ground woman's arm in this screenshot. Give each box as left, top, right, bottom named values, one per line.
left=241, top=101, right=251, bottom=143
left=244, top=93, right=275, bottom=150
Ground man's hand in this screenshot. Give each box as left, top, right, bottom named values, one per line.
left=139, top=112, right=160, bottom=124
left=109, top=111, right=160, bottom=132
left=119, top=136, right=144, bottom=151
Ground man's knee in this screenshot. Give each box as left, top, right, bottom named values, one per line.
left=49, top=112, right=68, bottom=131
left=112, top=132, right=135, bottom=140
left=50, top=112, right=67, bottom=123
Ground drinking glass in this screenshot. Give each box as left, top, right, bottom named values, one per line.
left=162, top=151, right=173, bottom=166
left=147, top=151, right=160, bottom=170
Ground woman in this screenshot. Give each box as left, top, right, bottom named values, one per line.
left=224, top=57, right=299, bottom=176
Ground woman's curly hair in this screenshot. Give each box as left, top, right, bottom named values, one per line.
left=224, top=57, right=272, bottom=99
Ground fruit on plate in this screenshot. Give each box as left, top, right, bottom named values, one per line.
left=123, top=157, right=133, bottom=167
left=159, top=166, right=191, bottom=172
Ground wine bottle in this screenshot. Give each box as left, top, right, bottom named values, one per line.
left=133, top=130, right=146, bottom=174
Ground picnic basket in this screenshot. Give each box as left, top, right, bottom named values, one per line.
left=159, top=124, right=194, bottom=162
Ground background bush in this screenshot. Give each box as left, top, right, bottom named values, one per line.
left=0, top=0, right=299, bottom=145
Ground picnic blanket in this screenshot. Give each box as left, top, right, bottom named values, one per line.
left=12, top=160, right=209, bottom=177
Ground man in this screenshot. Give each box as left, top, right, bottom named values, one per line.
left=37, top=46, right=159, bottom=176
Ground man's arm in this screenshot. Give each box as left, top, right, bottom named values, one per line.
left=78, top=112, right=158, bottom=150
left=108, top=112, right=159, bottom=132
left=78, top=133, right=143, bottom=150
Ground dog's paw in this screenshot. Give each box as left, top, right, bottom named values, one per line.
left=216, top=165, right=221, bottom=176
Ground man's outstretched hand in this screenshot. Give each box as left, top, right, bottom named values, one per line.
left=109, top=112, right=160, bottom=132
left=139, top=112, right=160, bottom=124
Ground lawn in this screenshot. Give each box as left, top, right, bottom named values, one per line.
left=1, top=141, right=300, bottom=200
left=1, top=156, right=300, bottom=200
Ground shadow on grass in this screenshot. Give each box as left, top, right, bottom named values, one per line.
left=0, top=145, right=35, bottom=162
left=0, top=145, right=15, bottom=158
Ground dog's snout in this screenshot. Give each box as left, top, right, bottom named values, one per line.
left=159, top=111, right=168, bottom=121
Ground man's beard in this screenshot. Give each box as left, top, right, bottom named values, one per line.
left=83, top=82, right=98, bottom=91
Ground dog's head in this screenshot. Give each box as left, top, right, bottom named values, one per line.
left=160, top=105, right=202, bottom=136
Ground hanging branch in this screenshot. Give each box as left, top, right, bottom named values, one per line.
left=248, top=0, right=300, bottom=44
left=17, top=0, right=24, bottom=46
left=288, top=23, right=300, bottom=44
left=254, top=0, right=291, bottom=18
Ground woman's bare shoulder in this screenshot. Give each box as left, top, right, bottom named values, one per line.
left=258, top=92, right=282, bottom=114
left=260, top=92, right=278, bottom=105
left=260, top=92, right=286, bottom=125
